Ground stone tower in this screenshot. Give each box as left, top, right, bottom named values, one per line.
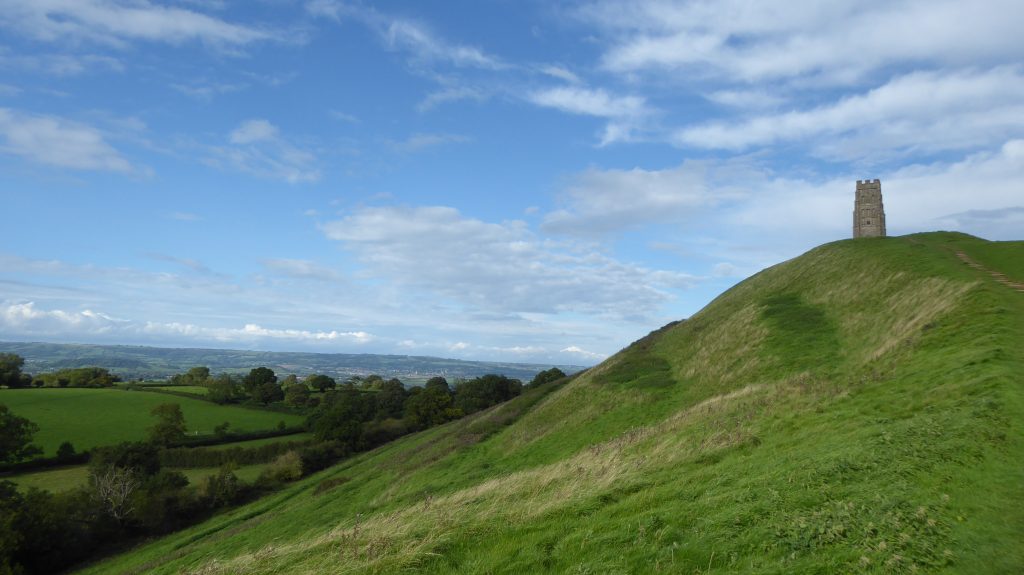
left=853, top=179, right=886, bottom=238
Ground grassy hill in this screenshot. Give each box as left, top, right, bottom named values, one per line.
left=0, top=388, right=304, bottom=456
left=79, top=232, right=1024, bottom=574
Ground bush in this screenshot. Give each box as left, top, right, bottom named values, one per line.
left=262, top=451, right=303, bottom=483
left=56, top=441, right=76, bottom=460
left=199, top=465, right=242, bottom=507
left=298, top=441, right=349, bottom=475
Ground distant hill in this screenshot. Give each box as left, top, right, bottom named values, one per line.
left=0, top=341, right=586, bottom=383
left=78, top=232, right=1024, bottom=574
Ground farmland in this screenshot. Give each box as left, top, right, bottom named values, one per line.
left=0, top=388, right=304, bottom=456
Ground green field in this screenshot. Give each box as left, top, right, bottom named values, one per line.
left=0, top=388, right=304, bottom=456
left=7, top=463, right=269, bottom=493
left=195, top=432, right=314, bottom=450
left=75, top=233, right=1024, bottom=574
left=149, top=385, right=209, bottom=395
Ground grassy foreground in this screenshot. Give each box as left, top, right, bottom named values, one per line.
left=79, top=232, right=1024, bottom=574
left=0, top=388, right=304, bottom=456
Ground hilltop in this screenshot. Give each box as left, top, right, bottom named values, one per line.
left=0, top=342, right=585, bottom=383
left=80, top=232, right=1024, bottom=574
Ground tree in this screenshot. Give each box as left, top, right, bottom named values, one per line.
left=528, top=367, right=567, bottom=388
left=243, top=367, right=277, bottom=395
left=404, top=386, right=455, bottom=429
left=0, top=404, right=41, bottom=463
left=207, top=373, right=240, bottom=404
left=311, top=389, right=367, bottom=449
left=306, top=374, right=336, bottom=393
left=56, top=441, right=76, bottom=460
left=453, top=374, right=523, bottom=415
left=375, top=378, right=407, bottom=420
left=0, top=354, right=26, bottom=388
left=252, top=381, right=284, bottom=405
left=281, top=374, right=299, bottom=388
left=91, top=467, right=139, bottom=524
left=424, top=376, right=451, bottom=394
left=185, top=366, right=210, bottom=384
left=284, top=384, right=311, bottom=407
left=89, top=442, right=161, bottom=477
left=148, top=403, right=186, bottom=446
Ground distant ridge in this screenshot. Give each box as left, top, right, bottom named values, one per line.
left=0, top=341, right=586, bottom=382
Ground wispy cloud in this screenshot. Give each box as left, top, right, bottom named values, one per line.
left=526, top=86, right=653, bottom=145
left=388, top=132, right=470, bottom=153
left=0, top=0, right=277, bottom=50
left=172, top=81, right=242, bottom=100
left=0, top=301, right=373, bottom=345
left=307, top=1, right=503, bottom=70
left=262, top=258, right=342, bottom=282
left=168, top=211, right=201, bottom=222
left=205, top=118, right=320, bottom=183
left=0, top=50, right=123, bottom=76
left=675, top=67, right=1024, bottom=160
left=321, top=205, right=698, bottom=320
left=543, top=159, right=748, bottom=235
left=0, top=108, right=135, bottom=172
left=580, top=0, right=1024, bottom=84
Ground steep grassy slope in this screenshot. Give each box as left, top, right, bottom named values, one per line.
left=80, top=232, right=1024, bottom=575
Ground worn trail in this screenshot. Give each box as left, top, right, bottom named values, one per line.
left=954, top=250, right=1024, bottom=292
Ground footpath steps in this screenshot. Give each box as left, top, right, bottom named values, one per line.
left=954, top=250, right=1024, bottom=292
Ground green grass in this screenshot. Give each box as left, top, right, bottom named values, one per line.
left=77, top=232, right=1024, bottom=574
left=0, top=388, right=304, bottom=456
left=198, top=432, right=314, bottom=450
left=150, top=385, right=209, bottom=395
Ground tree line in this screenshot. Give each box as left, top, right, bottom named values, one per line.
left=0, top=360, right=567, bottom=574
left=0, top=353, right=120, bottom=388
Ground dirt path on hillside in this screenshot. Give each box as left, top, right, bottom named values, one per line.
left=954, top=251, right=1024, bottom=292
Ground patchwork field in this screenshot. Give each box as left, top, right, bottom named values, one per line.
left=0, top=388, right=304, bottom=456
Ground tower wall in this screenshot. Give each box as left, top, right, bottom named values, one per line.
left=853, top=179, right=886, bottom=238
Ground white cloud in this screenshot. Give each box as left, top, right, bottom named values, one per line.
left=206, top=119, right=319, bottom=183
left=675, top=67, right=1024, bottom=160
left=229, top=119, right=278, bottom=144
left=417, top=86, right=486, bottom=112
left=383, top=19, right=501, bottom=69
left=321, top=205, right=698, bottom=319
left=0, top=51, right=123, bottom=76
left=0, top=300, right=373, bottom=345
left=527, top=86, right=652, bottom=145
left=388, top=132, right=470, bottom=152
left=581, top=0, right=1024, bottom=84
left=561, top=345, right=607, bottom=361
left=542, top=159, right=750, bottom=235
left=328, top=110, right=359, bottom=123
left=0, top=0, right=275, bottom=49
left=0, top=108, right=134, bottom=172
left=537, top=65, right=581, bottom=84
left=1, top=301, right=124, bottom=334
left=172, top=81, right=242, bottom=100
left=168, top=211, right=200, bottom=222
left=308, top=2, right=502, bottom=70
left=724, top=139, right=1024, bottom=242
left=262, top=258, right=341, bottom=282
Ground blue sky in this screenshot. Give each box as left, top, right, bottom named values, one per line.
left=1, top=0, right=1022, bottom=365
